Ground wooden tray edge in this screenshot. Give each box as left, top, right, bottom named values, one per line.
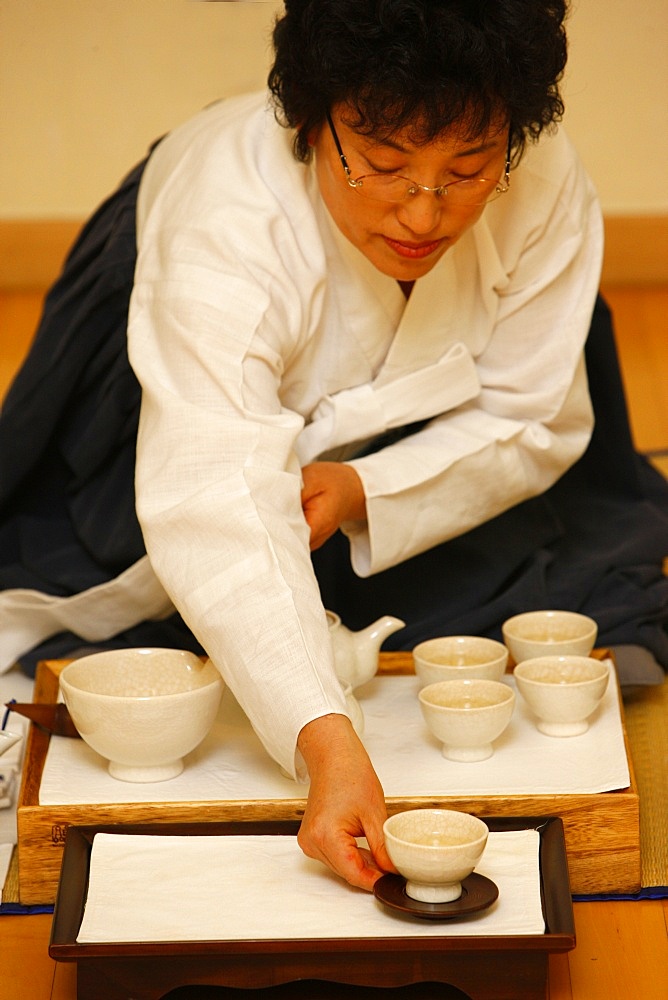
left=48, top=815, right=575, bottom=960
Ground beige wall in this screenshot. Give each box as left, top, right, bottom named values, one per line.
left=1, top=0, right=667, bottom=219
left=564, top=0, right=668, bottom=215
left=1, top=0, right=282, bottom=218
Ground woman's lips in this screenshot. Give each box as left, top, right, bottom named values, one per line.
left=383, top=235, right=445, bottom=259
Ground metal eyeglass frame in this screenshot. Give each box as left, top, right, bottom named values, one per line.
left=325, top=110, right=511, bottom=203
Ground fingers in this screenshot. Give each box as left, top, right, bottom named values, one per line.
left=300, top=462, right=367, bottom=549
left=301, top=496, right=337, bottom=550
left=363, top=824, right=398, bottom=877
left=297, top=819, right=388, bottom=891
left=300, top=476, right=339, bottom=550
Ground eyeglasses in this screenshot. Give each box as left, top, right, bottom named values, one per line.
left=326, top=112, right=511, bottom=206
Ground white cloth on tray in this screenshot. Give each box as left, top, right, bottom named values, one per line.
left=39, top=661, right=629, bottom=805
left=76, top=829, right=544, bottom=943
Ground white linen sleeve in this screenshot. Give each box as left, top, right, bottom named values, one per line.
left=344, top=158, right=604, bottom=577
left=127, top=226, right=348, bottom=778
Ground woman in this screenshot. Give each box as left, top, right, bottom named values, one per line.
left=2, top=1, right=667, bottom=889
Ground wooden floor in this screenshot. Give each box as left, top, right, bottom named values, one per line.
left=0, top=284, right=667, bottom=999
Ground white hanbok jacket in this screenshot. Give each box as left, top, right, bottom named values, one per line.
left=0, top=92, right=603, bottom=779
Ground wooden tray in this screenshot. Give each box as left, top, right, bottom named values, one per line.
left=17, top=653, right=640, bottom=904
left=49, top=816, right=574, bottom=1000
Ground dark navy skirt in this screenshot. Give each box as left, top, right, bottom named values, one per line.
left=2, top=150, right=667, bottom=677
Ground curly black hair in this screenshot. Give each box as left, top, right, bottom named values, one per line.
left=268, top=0, right=568, bottom=162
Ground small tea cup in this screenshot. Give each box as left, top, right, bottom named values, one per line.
left=383, top=808, right=489, bottom=903
left=419, top=679, right=515, bottom=762
left=413, top=636, right=508, bottom=687
left=513, top=655, right=609, bottom=736
left=502, top=610, right=597, bottom=664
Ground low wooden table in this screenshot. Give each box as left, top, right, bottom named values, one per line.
left=16, top=652, right=640, bottom=904
left=47, top=817, right=575, bottom=1000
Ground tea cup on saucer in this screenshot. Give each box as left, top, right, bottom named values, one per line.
left=383, top=808, right=489, bottom=903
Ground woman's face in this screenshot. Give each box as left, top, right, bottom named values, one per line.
left=312, top=105, right=509, bottom=283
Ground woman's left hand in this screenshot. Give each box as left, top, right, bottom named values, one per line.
left=300, top=462, right=366, bottom=550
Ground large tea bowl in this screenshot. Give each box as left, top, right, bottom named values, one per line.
left=513, top=655, right=609, bottom=736
left=419, top=679, right=515, bottom=762
left=383, top=808, right=489, bottom=903
left=413, top=636, right=508, bottom=687
left=59, top=648, right=224, bottom=782
left=502, top=610, right=597, bottom=664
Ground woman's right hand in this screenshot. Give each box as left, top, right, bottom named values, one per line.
left=296, top=713, right=396, bottom=890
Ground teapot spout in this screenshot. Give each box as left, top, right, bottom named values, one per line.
left=350, top=615, right=406, bottom=687
left=359, top=615, right=406, bottom=648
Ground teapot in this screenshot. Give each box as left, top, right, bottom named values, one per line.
left=326, top=610, right=406, bottom=689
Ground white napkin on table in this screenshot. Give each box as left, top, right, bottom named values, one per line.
left=40, top=661, right=629, bottom=805
left=76, top=829, right=544, bottom=944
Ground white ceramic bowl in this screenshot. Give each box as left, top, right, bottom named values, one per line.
left=502, top=610, right=597, bottom=664
left=513, top=655, right=609, bottom=736
left=383, top=808, right=489, bottom=903
left=0, top=729, right=22, bottom=757
left=413, top=636, right=508, bottom=687
left=419, top=679, right=515, bottom=762
left=59, top=648, right=224, bottom=782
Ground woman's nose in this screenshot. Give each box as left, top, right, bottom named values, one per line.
left=395, top=191, right=444, bottom=235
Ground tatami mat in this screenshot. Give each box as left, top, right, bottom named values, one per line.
left=622, top=677, right=668, bottom=889
left=3, top=850, right=19, bottom=904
